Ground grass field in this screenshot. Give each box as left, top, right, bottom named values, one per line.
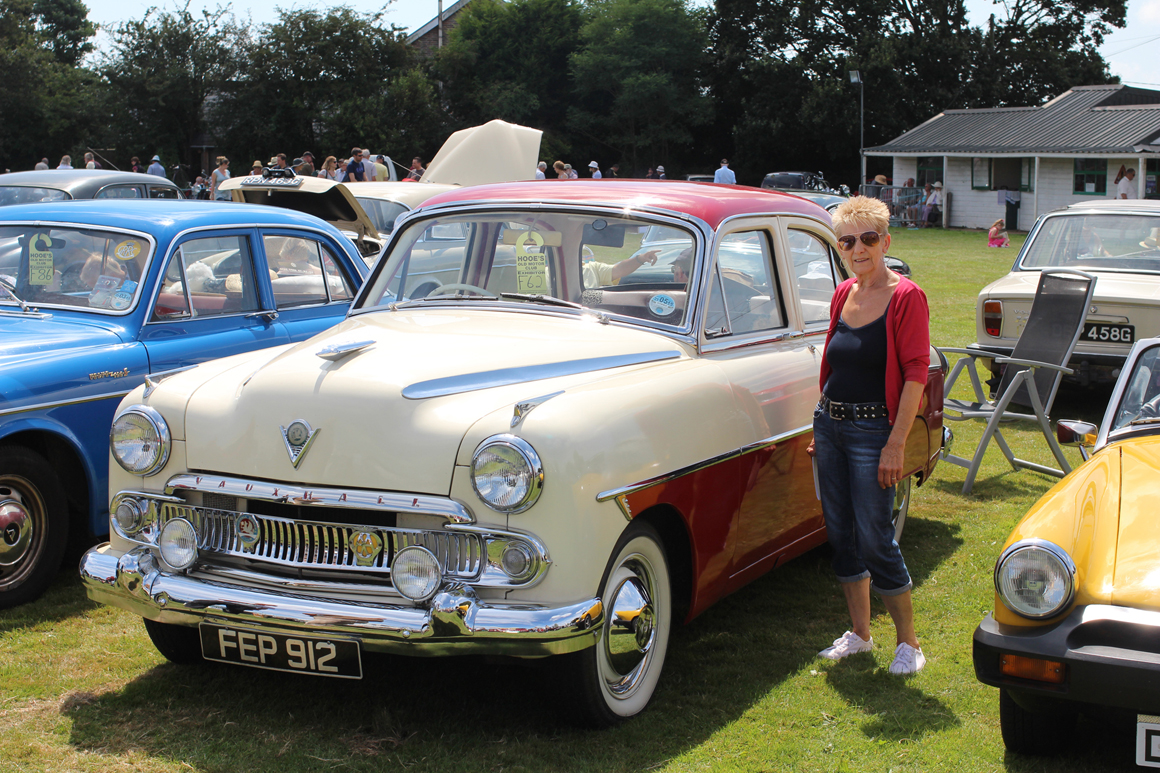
left=1, top=227, right=1139, bottom=772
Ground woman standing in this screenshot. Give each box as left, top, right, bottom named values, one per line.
left=317, top=156, right=339, bottom=180
left=808, top=195, right=929, bottom=675
left=210, top=156, right=231, bottom=201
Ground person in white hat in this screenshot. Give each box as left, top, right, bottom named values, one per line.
left=588, top=161, right=601, bottom=179
left=656, top=165, right=666, bottom=179
left=921, top=181, right=942, bottom=227
left=147, top=155, right=166, bottom=178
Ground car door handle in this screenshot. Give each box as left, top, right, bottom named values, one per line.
left=245, top=310, right=279, bottom=322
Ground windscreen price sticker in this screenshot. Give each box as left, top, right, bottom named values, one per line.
left=28, top=234, right=54, bottom=285
left=515, top=231, right=547, bottom=293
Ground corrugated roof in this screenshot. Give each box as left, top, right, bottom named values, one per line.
left=869, top=84, right=1160, bottom=155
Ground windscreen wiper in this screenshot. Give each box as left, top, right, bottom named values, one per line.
left=0, top=278, right=32, bottom=313
left=389, top=293, right=499, bottom=310
left=500, top=292, right=582, bottom=309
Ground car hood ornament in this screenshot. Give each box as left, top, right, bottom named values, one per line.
left=280, top=420, right=319, bottom=469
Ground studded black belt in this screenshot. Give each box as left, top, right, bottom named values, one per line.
left=819, top=395, right=889, bottom=421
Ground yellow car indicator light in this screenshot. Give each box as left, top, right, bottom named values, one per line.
left=1000, top=653, right=1066, bottom=684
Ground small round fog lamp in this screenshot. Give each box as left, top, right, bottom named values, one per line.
left=392, top=546, right=442, bottom=602
left=158, top=518, right=198, bottom=570
left=501, top=543, right=533, bottom=580
left=114, top=499, right=143, bottom=533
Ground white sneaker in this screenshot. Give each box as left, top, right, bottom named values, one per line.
left=818, top=631, right=874, bottom=660
left=889, top=642, right=926, bottom=674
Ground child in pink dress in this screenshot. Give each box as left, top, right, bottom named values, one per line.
left=988, top=219, right=1010, bottom=248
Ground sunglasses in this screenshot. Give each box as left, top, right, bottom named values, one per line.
left=836, top=231, right=882, bottom=251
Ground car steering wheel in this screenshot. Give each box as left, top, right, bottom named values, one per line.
left=426, top=283, right=496, bottom=298
left=1137, top=392, right=1160, bottom=420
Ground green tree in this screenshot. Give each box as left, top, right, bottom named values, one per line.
left=433, top=0, right=582, bottom=142
left=100, top=2, right=249, bottom=175
left=569, top=0, right=711, bottom=174
left=211, top=8, right=442, bottom=169
left=0, top=0, right=101, bottom=170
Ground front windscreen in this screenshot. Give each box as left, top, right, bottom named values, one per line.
left=1021, top=214, right=1160, bottom=272
left=359, top=211, right=700, bottom=329
left=0, top=226, right=152, bottom=313
left=0, top=187, right=70, bottom=206
left=1112, top=344, right=1160, bottom=432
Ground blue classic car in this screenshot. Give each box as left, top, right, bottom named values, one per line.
left=0, top=200, right=369, bottom=607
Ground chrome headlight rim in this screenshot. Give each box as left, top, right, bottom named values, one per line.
left=158, top=516, right=198, bottom=571
left=993, top=538, right=1077, bottom=620
left=470, top=434, right=544, bottom=514
left=392, top=545, right=444, bottom=603
left=110, top=405, right=171, bottom=477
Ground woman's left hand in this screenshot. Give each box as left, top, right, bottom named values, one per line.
left=878, top=440, right=905, bottom=489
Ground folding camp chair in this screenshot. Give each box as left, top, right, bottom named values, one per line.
left=937, top=269, right=1097, bottom=494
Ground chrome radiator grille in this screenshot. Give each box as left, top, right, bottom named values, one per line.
left=160, top=503, right=483, bottom=580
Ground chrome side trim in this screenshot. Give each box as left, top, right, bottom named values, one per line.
left=597, top=425, right=812, bottom=504
left=402, top=351, right=681, bottom=399
left=0, top=390, right=133, bottom=418
left=700, top=329, right=805, bottom=354
left=163, top=473, right=475, bottom=524
left=80, top=546, right=601, bottom=657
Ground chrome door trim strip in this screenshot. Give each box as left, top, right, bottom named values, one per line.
left=596, top=425, right=813, bottom=506
left=0, top=390, right=133, bottom=417
left=402, top=351, right=682, bottom=400
left=164, top=473, right=475, bottom=524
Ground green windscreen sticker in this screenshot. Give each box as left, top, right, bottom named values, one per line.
left=515, top=231, right=547, bottom=293
left=28, top=234, right=54, bottom=285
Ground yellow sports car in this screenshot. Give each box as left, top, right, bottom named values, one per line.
left=974, top=335, right=1160, bottom=761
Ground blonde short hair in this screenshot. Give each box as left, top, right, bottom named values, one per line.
left=831, top=196, right=890, bottom=235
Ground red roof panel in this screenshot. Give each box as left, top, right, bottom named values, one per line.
left=419, top=180, right=831, bottom=230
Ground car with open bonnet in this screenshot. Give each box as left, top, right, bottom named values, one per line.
left=974, top=335, right=1160, bottom=761
left=971, top=199, right=1160, bottom=386
left=1, top=200, right=368, bottom=608
left=81, top=181, right=945, bottom=725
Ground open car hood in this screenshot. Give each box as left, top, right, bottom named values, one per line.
left=422, top=120, right=543, bottom=187
left=220, top=176, right=380, bottom=242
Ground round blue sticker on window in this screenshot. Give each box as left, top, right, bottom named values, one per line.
left=648, top=293, right=676, bottom=317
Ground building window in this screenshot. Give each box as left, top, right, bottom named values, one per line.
left=1074, top=159, right=1107, bottom=195
left=1021, top=158, right=1034, bottom=192
left=971, top=158, right=990, bottom=190
left=917, top=157, right=943, bottom=187
left=1147, top=159, right=1158, bottom=200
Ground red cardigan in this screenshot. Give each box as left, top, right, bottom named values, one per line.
left=818, top=275, right=930, bottom=425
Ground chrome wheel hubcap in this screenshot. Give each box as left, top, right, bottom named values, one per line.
left=0, top=479, right=46, bottom=588
left=601, top=557, right=658, bottom=697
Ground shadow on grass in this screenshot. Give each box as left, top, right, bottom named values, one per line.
left=0, top=570, right=98, bottom=634
left=824, top=658, right=959, bottom=741
left=60, top=520, right=964, bottom=772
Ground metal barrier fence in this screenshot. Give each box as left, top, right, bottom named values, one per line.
left=858, top=184, right=943, bottom=228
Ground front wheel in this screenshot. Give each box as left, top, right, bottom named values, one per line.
left=892, top=476, right=911, bottom=543
left=0, top=447, right=68, bottom=609
left=557, top=521, right=672, bottom=727
left=999, top=688, right=1076, bottom=755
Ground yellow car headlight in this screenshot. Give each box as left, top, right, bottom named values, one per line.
left=994, top=540, right=1075, bottom=619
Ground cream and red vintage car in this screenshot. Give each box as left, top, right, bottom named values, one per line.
left=974, top=336, right=1160, bottom=761
left=972, top=200, right=1160, bottom=386
left=81, top=182, right=945, bottom=725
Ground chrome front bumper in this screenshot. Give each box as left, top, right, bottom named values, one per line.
left=81, top=544, right=602, bottom=657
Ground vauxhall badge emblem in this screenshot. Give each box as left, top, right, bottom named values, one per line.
left=280, top=420, right=319, bottom=468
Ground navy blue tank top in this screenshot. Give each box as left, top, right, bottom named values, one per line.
left=823, top=299, right=890, bottom=403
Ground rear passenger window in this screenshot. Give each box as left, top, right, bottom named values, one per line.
left=789, top=230, right=838, bottom=325
left=266, top=235, right=352, bottom=307
left=95, top=186, right=142, bottom=199
left=152, top=235, right=259, bottom=320
left=704, top=231, right=784, bottom=336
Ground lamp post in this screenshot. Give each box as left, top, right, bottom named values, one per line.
left=849, top=70, right=864, bottom=191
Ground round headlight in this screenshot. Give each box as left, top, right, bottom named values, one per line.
left=392, top=546, right=442, bottom=602
left=501, top=542, right=534, bottom=581
left=995, top=540, right=1075, bottom=619
left=158, top=518, right=198, bottom=570
left=110, top=406, right=171, bottom=476
left=470, top=435, right=544, bottom=513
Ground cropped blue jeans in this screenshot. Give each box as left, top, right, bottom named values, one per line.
left=813, top=407, right=912, bottom=596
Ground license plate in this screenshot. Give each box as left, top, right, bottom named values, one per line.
left=1138, top=715, right=1160, bottom=767
left=199, top=623, right=362, bottom=679
left=1082, top=322, right=1134, bottom=344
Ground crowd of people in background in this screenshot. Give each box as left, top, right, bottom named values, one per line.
left=861, top=175, right=944, bottom=229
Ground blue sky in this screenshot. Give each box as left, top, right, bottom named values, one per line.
left=82, top=0, right=1160, bottom=92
